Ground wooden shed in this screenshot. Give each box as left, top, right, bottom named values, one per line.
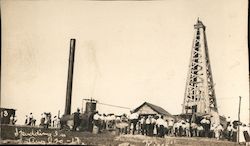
left=132, top=102, right=174, bottom=121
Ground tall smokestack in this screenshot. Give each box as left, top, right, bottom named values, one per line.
left=64, top=39, right=76, bottom=115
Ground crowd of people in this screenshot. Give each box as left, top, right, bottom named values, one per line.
left=23, top=112, right=60, bottom=129
left=91, top=111, right=249, bottom=143
left=14, top=110, right=249, bottom=144
left=9, top=115, right=17, bottom=125
left=24, top=113, right=36, bottom=126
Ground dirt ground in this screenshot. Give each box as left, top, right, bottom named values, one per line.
left=0, top=125, right=245, bottom=145
left=1, top=133, right=245, bottom=146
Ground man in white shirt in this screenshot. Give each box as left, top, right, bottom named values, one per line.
left=185, top=121, right=191, bottom=137
left=227, top=124, right=233, bottom=141
left=40, top=113, right=46, bottom=127
left=168, top=119, right=174, bottom=136
left=210, top=123, right=216, bottom=138
left=52, top=116, right=57, bottom=127
left=110, top=114, right=116, bottom=129
left=151, top=116, right=156, bottom=136
left=191, top=122, right=198, bottom=137
left=9, top=116, right=14, bottom=125
left=197, top=124, right=204, bottom=137
left=105, top=115, right=111, bottom=130
left=93, top=113, right=100, bottom=120
left=98, top=114, right=104, bottom=131
left=140, top=116, right=146, bottom=135
left=200, top=117, right=210, bottom=137
left=28, top=113, right=33, bottom=126
left=232, top=125, right=237, bottom=142
left=200, top=117, right=207, bottom=124
left=239, top=124, right=250, bottom=145
left=110, top=114, right=116, bottom=121
left=243, top=124, right=250, bottom=146
left=214, top=124, right=223, bottom=140
left=179, top=120, right=185, bottom=137
left=25, top=115, right=28, bottom=125
left=145, top=116, right=151, bottom=136
left=226, top=116, right=231, bottom=127
left=163, top=120, right=168, bottom=136
left=129, top=112, right=139, bottom=135
left=173, top=121, right=179, bottom=137
left=93, top=112, right=100, bottom=129
left=156, top=115, right=165, bottom=137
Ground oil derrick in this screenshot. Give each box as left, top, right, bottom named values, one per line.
left=182, top=19, right=218, bottom=116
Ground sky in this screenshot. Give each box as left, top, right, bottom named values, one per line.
left=1, top=0, right=249, bottom=125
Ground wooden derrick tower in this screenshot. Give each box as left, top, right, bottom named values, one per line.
left=182, top=19, right=218, bottom=116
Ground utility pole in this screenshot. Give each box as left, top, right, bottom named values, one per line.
left=237, top=96, right=242, bottom=143
left=249, top=72, right=250, bottom=133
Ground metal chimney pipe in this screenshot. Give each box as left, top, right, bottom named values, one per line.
left=64, top=39, right=76, bottom=115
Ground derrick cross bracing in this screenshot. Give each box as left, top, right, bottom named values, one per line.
left=182, top=19, right=218, bottom=115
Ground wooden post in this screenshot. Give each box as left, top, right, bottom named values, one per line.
left=58, top=110, right=60, bottom=118
left=237, top=96, right=242, bottom=143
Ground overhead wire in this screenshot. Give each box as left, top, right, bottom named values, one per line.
left=97, top=102, right=131, bottom=110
